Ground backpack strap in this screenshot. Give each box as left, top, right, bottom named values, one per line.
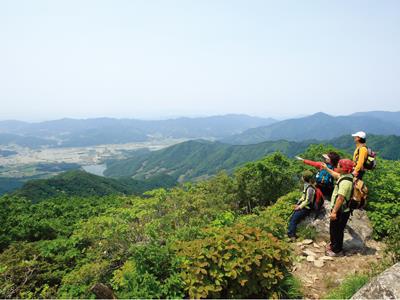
left=304, top=184, right=316, bottom=209
left=336, top=176, right=354, bottom=209
left=356, top=145, right=368, bottom=162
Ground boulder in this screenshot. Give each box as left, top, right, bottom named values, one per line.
left=351, top=263, right=400, bottom=299
left=302, top=239, right=313, bottom=245
left=301, top=201, right=373, bottom=252
left=307, top=255, right=316, bottom=262
left=90, top=283, right=116, bottom=299
left=313, top=259, right=324, bottom=268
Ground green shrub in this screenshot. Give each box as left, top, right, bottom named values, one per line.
left=0, top=242, right=57, bottom=299
left=384, top=216, right=400, bottom=263
left=111, top=243, right=184, bottom=299
left=234, top=153, right=297, bottom=212
left=363, top=159, right=400, bottom=238
left=58, top=260, right=109, bottom=298
left=240, top=191, right=300, bottom=240
left=174, top=223, right=292, bottom=299
left=211, top=211, right=236, bottom=228
left=324, top=274, right=369, bottom=299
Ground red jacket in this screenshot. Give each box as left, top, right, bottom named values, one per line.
left=303, top=159, right=339, bottom=172
left=303, top=159, right=324, bottom=169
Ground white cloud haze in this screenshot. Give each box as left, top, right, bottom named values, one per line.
left=0, top=0, right=399, bottom=121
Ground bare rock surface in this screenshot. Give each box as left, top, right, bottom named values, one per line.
left=291, top=200, right=385, bottom=299
left=351, top=263, right=400, bottom=300
left=90, top=283, right=116, bottom=299
left=301, top=201, right=373, bottom=252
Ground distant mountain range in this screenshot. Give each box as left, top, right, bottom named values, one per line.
left=0, top=115, right=276, bottom=148
left=223, top=111, right=400, bottom=144
left=1, top=111, right=399, bottom=148
left=104, top=134, right=400, bottom=181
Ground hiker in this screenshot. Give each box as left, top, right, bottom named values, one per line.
left=352, top=131, right=368, bottom=179
left=287, top=170, right=316, bottom=240
left=325, top=159, right=355, bottom=257
left=296, top=152, right=340, bottom=201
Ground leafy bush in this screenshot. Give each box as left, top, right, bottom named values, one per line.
left=363, top=159, right=400, bottom=238
left=384, top=216, right=400, bottom=263
left=0, top=195, right=133, bottom=251
left=0, top=242, right=57, bottom=299
left=174, top=223, right=292, bottom=299
left=239, top=191, right=300, bottom=240
left=234, top=153, right=297, bottom=212
left=111, top=243, right=184, bottom=299
left=211, top=211, right=236, bottom=228
left=58, top=260, right=109, bottom=298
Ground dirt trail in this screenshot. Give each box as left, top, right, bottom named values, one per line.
left=291, top=237, right=385, bottom=299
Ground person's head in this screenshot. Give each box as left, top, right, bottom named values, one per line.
left=337, top=159, right=355, bottom=174
left=352, top=131, right=366, bottom=144
left=326, top=151, right=340, bottom=167
left=302, top=170, right=315, bottom=183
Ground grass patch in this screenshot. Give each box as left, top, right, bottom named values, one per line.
left=279, top=275, right=303, bottom=299
left=323, top=276, right=338, bottom=290
left=324, top=274, right=369, bottom=299
left=297, top=224, right=318, bottom=240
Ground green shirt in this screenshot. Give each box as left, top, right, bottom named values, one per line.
left=330, top=174, right=353, bottom=212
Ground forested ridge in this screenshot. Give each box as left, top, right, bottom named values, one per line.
left=105, top=134, right=400, bottom=180
left=11, top=170, right=176, bottom=202
left=0, top=145, right=399, bottom=298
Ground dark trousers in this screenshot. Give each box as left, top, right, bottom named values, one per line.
left=357, top=170, right=365, bottom=180
left=318, top=184, right=333, bottom=200
left=329, top=210, right=351, bottom=253
left=288, top=208, right=310, bottom=237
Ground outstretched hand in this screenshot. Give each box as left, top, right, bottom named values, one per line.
left=321, top=162, right=328, bottom=169
left=295, top=156, right=304, bottom=161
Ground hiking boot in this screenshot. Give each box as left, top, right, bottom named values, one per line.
left=326, top=249, right=344, bottom=257
left=289, top=236, right=297, bottom=242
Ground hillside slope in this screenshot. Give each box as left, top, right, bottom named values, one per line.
left=104, top=139, right=312, bottom=180
left=104, top=134, right=400, bottom=180
left=12, top=170, right=176, bottom=202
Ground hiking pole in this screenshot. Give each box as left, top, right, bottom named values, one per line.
left=287, top=210, right=295, bottom=221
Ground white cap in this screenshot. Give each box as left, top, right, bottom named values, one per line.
left=322, top=154, right=330, bottom=160
left=352, top=131, right=366, bottom=139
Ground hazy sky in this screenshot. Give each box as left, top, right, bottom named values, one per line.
left=1, top=0, right=399, bottom=121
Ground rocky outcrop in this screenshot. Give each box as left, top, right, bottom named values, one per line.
left=90, top=283, right=116, bottom=299
left=301, top=201, right=373, bottom=252
left=351, top=263, right=400, bottom=299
